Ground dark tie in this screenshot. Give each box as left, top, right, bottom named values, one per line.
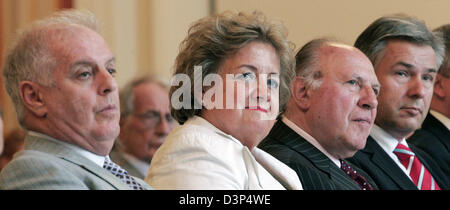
left=103, top=157, right=145, bottom=190
left=393, top=143, right=440, bottom=190
left=339, top=160, right=374, bottom=190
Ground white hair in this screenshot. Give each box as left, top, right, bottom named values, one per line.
left=2, top=9, right=100, bottom=127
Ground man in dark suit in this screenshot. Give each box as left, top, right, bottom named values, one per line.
left=259, top=39, right=380, bottom=190
left=408, top=24, right=450, bottom=175
left=349, top=15, right=449, bottom=190
left=110, top=76, right=176, bottom=179
left=0, top=10, right=151, bottom=190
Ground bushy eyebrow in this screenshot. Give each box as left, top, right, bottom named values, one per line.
left=105, top=57, right=115, bottom=66
left=393, top=61, right=437, bottom=74
left=352, top=74, right=380, bottom=89
left=237, top=64, right=279, bottom=76
left=70, top=57, right=115, bottom=73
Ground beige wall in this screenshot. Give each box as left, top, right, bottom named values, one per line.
left=215, top=0, right=450, bottom=49
left=1, top=0, right=61, bottom=135
left=74, top=0, right=210, bottom=87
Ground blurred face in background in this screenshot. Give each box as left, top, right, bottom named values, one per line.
left=119, top=83, right=176, bottom=163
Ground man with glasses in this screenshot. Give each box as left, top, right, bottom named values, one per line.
left=110, top=76, right=176, bottom=179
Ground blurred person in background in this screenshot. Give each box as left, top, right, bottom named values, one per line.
left=408, top=24, right=450, bottom=175
left=110, top=76, right=176, bottom=179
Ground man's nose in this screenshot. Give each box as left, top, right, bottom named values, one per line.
left=358, top=86, right=378, bottom=110
left=98, top=68, right=118, bottom=96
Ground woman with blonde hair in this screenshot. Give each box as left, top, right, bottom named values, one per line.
left=146, top=11, right=302, bottom=190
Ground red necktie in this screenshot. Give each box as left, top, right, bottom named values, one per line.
left=393, top=143, right=440, bottom=190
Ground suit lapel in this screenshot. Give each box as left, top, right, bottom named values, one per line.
left=270, top=121, right=332, bottom=175
left=268, top=120, right=360, bottom=189
left=61, top=155, right=131, bottom=190
left=109, top=145, right=145, bottom=178
left=24, top=133, right=132, bottom=190
left=423, top=114, right=450, bottom=151
left=363, top=137, right=417, bottom=190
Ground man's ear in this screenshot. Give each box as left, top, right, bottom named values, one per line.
left=19, top=81, right=47, bottom=118
left=291, top=76, right=311, bottom=111
left=433, top=74, right=445, bottom=99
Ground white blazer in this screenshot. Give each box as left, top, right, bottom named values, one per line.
left=145, top=116, right=302, bottom=190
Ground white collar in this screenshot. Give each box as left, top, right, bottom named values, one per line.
left=281, top=116, right=341, bottom=168
left=430, top=110, right=450, bottom=130
left=369, top=124, right=412, bottom=180
left=28, top=131, right=107, bottom=167
left=370, top=124, right=410, bottom=152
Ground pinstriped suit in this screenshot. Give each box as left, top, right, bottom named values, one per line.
left=0, top=133, right=151, bottom=190
left=259, top=120, right=378, bottom=190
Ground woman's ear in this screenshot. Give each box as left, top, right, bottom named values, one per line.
left=19, top=81, right=48, bottom=118
left=291, top=76, right=311, bottom=111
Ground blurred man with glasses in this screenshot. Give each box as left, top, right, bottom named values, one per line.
left=110, top=76, right=176, bottom=178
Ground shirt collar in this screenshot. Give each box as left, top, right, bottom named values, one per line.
left=370, top=124, right=407, bottom=153
left=28, top=131, right=107, bottom=167
left=282, top=116, right=341, bottom=168
left=430, top=110, right=450, bottom=130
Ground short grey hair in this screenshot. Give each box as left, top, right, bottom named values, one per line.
left=294, top=38, right=334, bottom=90
left=434, top=24, right=450, bottom=77
left=354, top=14, right=445, bottom=70
left=119, top=75, right=169, bottom=120
left=2, top=9, right=99, bottom=127
left=170, top=11, right=296, bottom=124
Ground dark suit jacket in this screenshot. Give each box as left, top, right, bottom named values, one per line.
left=109, top=144, right=146, bottom=179
left=348, top=136, right=450, bottom=190
left=258, top=120, right=378, bottom=190
left=408, top=113, right=450, bottom=175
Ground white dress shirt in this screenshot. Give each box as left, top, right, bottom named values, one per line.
left=369, top=125, right=412, bottom=180
left=28, top=131, right=106, bottom=168
left=282, top=116, right=341, bottom=168
left=146, top=116, right=302, bottom=190
left=430, top=110, right=450, bottom=130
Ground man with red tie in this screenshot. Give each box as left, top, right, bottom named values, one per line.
left=348, top=14, right=450, bottom=190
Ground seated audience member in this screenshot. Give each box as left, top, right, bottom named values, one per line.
left=146, top=11, right=302, bottom=190
left=0, top=9, right=151, bottom=190
left=110, top=76, right=176, bottom=179
left=259, top=39, right=380, bottom=190
left=408, top=24, right=450, bottom=175
left=0, top=128, right=25, bottom=171
left=349, top=15, right=449, bottom=190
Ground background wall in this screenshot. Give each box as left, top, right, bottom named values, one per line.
left=1, top=0, right=449, bottom=135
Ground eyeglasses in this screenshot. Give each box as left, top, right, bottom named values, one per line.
left=133, top=111, right=174, bottom=129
